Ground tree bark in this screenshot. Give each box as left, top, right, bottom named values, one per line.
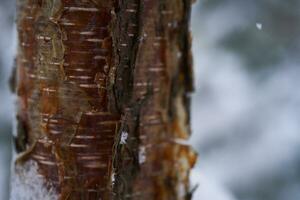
left=11, top=0, right=196, bottom=199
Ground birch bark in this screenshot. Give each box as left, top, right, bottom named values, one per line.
left=12, top=0, right=196, bottom=199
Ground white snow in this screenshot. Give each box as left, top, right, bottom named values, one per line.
left=138, top=146, right=146, bottom=164
left=256, top=23, right=263, bottom=30
left=111, top=171, right=116, bottom=186
left=191, top=169, right=236, bottom=200
left=120, top=131, right=128, bottom=144
left=10, top=161, right=58, bottom=200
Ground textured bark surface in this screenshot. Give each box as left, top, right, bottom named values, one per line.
left=13, top=0, right=196, bottom=199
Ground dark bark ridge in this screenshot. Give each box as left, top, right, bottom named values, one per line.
left=15, top=0, right=196, bottom=199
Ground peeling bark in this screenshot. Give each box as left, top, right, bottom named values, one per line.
left=13, top=0, right=196, bottom=199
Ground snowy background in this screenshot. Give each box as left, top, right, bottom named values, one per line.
left=0, top=0, right=16, bottom=200
left=1, top=0, right=300, bottom=200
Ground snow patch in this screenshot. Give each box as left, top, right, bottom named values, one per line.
left=191, top=169, right=236, bottom=200
left=138, top=146, right=146, bottom=164
left=256, top=23, right=262, bottom=30
left=120, top=131, right=128, bottom=144
left=111, top=171, right=116, bottom=186
left=10, top=160, right=58, bottom=200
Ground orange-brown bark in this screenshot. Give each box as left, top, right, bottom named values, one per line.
left=14, top=0, right=196, bottom=199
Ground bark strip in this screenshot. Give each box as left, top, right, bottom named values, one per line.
left=14, top=0, right=196, bottom=199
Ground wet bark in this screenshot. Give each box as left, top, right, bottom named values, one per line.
left=12, top=0, right=196, bottom=199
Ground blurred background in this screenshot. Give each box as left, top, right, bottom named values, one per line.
left=1, top=0, right=300, bottom=200
left=0, top=0, right=16, bottom=199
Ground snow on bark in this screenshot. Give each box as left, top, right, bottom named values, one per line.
left=120, top=131, right=128, bottom=144
left=10, top=160, right=58, bottom=200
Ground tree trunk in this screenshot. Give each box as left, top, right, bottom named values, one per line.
left=11, top=0, right=196, bottom=199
